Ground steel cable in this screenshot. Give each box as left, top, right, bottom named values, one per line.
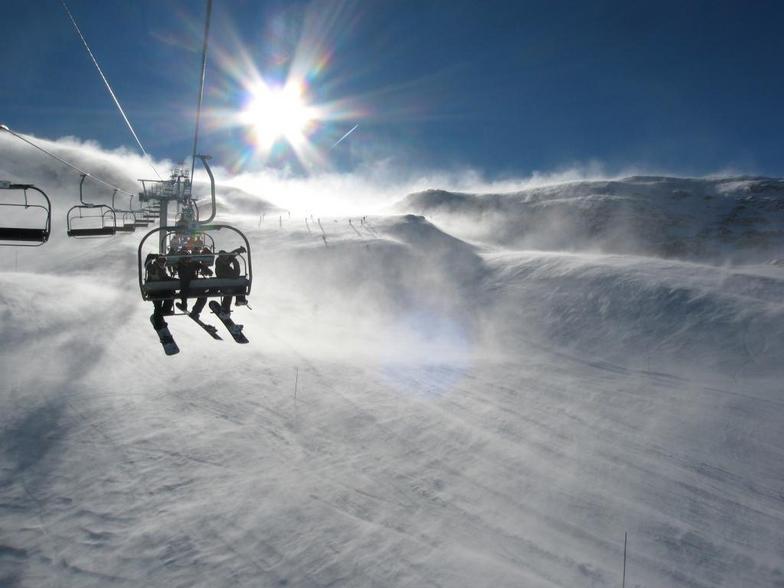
left=59, top=0, right=162, bottom=180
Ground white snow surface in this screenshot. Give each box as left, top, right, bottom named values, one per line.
left=1, top=148, right=784, bottom=587
left=398, top=177, right=784, bottom=264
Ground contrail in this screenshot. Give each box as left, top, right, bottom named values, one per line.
left=331, top=124, right=359, bottom=149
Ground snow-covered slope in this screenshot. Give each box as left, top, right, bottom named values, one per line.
left=2, top=155, right=784, bottom=587
left=397, top=176, right=784, bottom=263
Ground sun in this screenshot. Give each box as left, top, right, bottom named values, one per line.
left=240, top=81, right=315, bottom=148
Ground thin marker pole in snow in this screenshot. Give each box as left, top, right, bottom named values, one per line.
left=318, top=218, right=328, bottom=246
left=294, top=367, right=299, bottom=429
left=622, top=532, right=627, bottom=588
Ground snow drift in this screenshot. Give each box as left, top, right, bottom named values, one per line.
left=2, top=139, right=784, bottom=587
left=397, top=176, right=784, bottom=263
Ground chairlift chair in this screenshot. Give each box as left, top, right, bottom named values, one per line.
left=111, top=192, right=137, bottom=233
left=66, top=175, right=117, bottom=238
left=67, top=206, right=117, bottom=237
left=145, top=204, right=161, bottom=219
left=165, top=228, right=215, bottom=255
left=117, top=211, right=137, bottom=233
left=108, top=192, right=136, bottom=233
left=0, top=181, right=52, bottom=246
left=127, top=196, right=151, bottom=227
left=138, top=224, right=251, bottom=303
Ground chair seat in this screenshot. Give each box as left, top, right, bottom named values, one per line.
left=143, top=277, right=249, bottom=300
left=68, top=227, right=116, bottom=237
left=0, top=227, right=48, bottom=242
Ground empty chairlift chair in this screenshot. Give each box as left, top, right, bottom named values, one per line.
left=128, top=197, right=151, bottom=228
left=0, top=181, right=52, bottom=246
left=143, top=204, right=160, bottom=222
left=110, top=191, right=137, bottom=233
left=66, top=175, right=117, bottom=238
left=117, top=211, right=137, bottom=233
left=113, top=191, right=135, bottom=233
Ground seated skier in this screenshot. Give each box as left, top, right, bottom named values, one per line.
left=214, top=246, right=248, bottom=319
left=166, top=244, right=180, bottom=276
left=175, top=249, right=195, bottom=312
left=196, top=246, right=214, bottom=270
left=145, top=254, right=175, bottom=330
left=176, top=247, right=213, bottom=318
left=189, top=248, right=214, bottom=319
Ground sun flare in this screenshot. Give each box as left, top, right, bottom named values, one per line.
left=240, top=81, right=315, bottom=148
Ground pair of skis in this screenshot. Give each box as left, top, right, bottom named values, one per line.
left=151, top=301, right=248, bottom=355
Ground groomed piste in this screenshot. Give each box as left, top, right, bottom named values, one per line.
left=1, top=132, right=783, bottom=587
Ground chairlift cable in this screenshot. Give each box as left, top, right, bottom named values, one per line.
left=190, top=0, right=213, bottom=184
left=59, top=0, right=162, bottom=181
left=0, top=124, right=136, bottom=197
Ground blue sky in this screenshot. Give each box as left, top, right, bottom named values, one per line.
left=2, top=0, right=783, bottom=178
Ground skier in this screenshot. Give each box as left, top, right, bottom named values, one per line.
left=166, top=244, right=180, bottom=276
left=145, top=254, right=174, bottom=329
left=189, top=247, right=213, bottom=319
left=175, top=249, right=197, bottom=312
left=198, top=246, right=214, bottom=270
left=214, top=246, right=247, bottom=318
left=176, top=247, right=212, bottom=317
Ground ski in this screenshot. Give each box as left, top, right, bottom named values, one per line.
left=150, top=315, right=180, bottom=355
left=177, top=302, right=222, bottom=340
left=209, top=300, right=249, bottom=344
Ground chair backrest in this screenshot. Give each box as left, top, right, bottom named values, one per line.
left=0, top=183, right=52, bottom=246
left=67, top=204, right=117, bottom=238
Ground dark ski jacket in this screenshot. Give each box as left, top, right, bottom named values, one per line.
left=177, top=256, right=197, bottom=282
left=215, top=252, right=241, bottom=279
left=146, top=256, right=170, bottom=281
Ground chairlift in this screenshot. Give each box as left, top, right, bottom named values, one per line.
left=134, top=215, right=151, bottom=227
left=66, top=175, right=117, bottom=238
left=164, top=228, right=216, bottom=255
left=138, top=224, right=251, bottom=302
left=110, top=190, right=137, bottom=233
left=0, top=181, right=52, bottom=246
left=174, top=205, right=203, bottom=228
left=126, top=195, right=151, bottom=227
left=138, top=154, right=251, bottom=298
left=145, top=205, right=161, bottom=220
left=117, top=211, right=137, bottom=233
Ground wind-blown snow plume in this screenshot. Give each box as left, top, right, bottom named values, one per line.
left=397, top=176, right=784, bottom=264
left=2, top=136, right=784, bottom=587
